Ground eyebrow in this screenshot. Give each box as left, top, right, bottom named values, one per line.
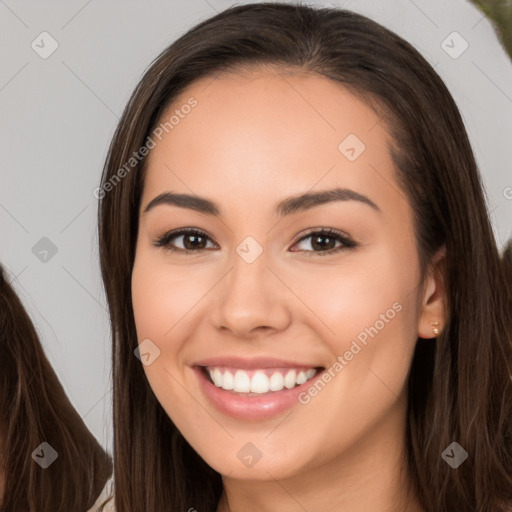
left=143, top=187, right=382, bottom=217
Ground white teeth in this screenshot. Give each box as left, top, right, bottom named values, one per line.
left=250, top=372, right=269, bottom=393
left=234, top=370, right=251, bottom=392
left=222, top=370, right=234, bottom=390
left=284, top=369, right=296, bottom=389
left=206, top=367, right=319, bottom=394
left=305, top=368, right=316, bottom=380
left=212, top=368, right=222, bottom=387
left=269, top=372, right=284, bottom=391
left=296, top=370, right=307, bottom=385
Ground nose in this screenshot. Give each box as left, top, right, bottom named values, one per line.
left=210, top=248, right=292, bottom=339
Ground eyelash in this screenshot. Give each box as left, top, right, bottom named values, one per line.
left=153, top=227, right=358, bottom=257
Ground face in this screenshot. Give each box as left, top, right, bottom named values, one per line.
left=131, top=67, right=442, bottom=481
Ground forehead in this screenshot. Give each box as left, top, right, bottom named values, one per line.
left=142, top=67, right=405, bottom=219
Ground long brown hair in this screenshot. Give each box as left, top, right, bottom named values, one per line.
left=503, top=240, right=512, bottom=307
left=97, top=3, right=512, bottom=511
left=0, top=265, right=112, bottom=511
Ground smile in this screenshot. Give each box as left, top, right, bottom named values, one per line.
left=204, top=366, right=319, bottom=395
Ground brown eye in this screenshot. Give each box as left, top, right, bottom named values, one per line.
left=291, top=228, right=357, bottom=257
left=153, top=227, right=357, bottom=257
left=153, top=228, right=216, bottom=253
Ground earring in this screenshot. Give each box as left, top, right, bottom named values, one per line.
left=430, top=321, right=440, bottom=336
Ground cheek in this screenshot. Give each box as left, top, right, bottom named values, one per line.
left=297, top=246, right=418, bottom=335
left=131, top=261, right=164, bottom=341
left=131, top=254, right=194, bottom=411
left=292, top=243, right=421, bottom=390
left=131, top=251, right=206, bottom=342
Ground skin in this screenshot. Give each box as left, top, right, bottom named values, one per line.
left=131, top=66, right=446, bottom=512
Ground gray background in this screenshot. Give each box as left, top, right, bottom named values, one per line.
left=1, top=0, right=511, bottom=454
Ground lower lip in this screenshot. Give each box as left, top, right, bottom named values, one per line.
left=193, top=366, right=321, bottom=421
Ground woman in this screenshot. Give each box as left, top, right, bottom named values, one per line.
left=0, top=265, right=113, bottom=511
left=97, top=3, right=512, bottom=511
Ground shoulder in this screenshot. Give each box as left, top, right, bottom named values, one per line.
left=97, top=496, right=116, bottom=512
left=86, top=477, right=115, bottom=512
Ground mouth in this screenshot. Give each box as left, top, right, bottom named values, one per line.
left=199, top=365, right=323, bottom=396
left=192, top=356, right=327, bottom=420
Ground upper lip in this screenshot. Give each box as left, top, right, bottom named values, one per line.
left=193, top=356, right=324, bottom=370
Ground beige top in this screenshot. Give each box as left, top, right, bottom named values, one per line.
left=86, top=478, right=115, bottom=512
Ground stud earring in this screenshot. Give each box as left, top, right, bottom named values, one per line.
left=430, top=321, right=440, bottom=336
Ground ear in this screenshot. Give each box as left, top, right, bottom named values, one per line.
left=417, top=244, right=447, bottom=339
